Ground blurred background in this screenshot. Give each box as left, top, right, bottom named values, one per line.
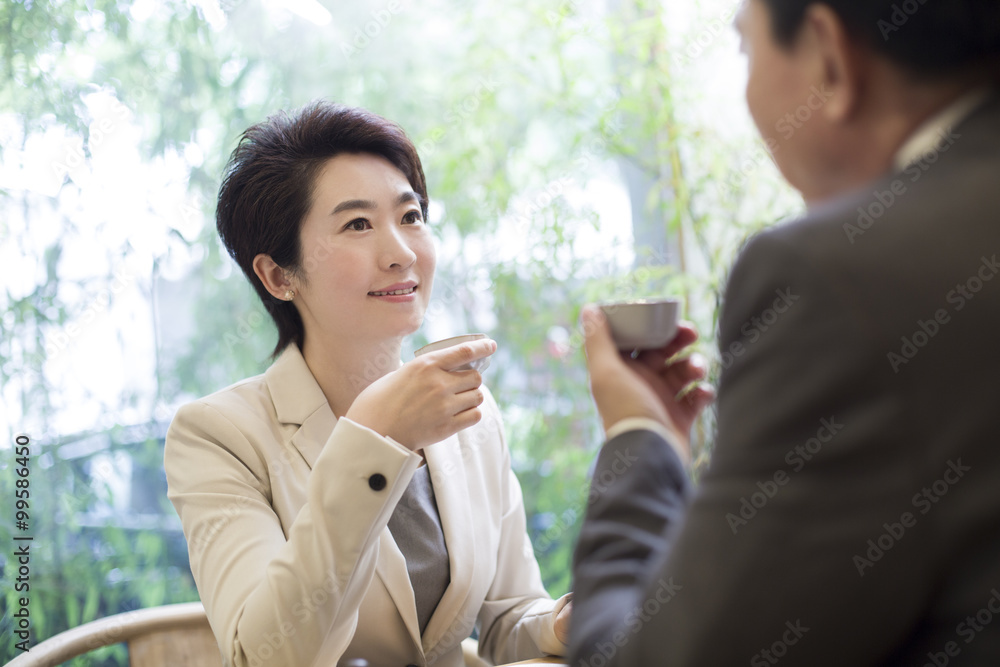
left=0, top=0, right=800, bottom=662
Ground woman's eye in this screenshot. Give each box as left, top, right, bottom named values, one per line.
left=345, top=218, right=370, bottom=231
left=402, top=210, right=423, bottom=225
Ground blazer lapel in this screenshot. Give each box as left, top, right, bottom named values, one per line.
left=376, top=530, right=423, bottom=650
left=264, top=345, right=334, bottom=469
left=421, top=435, right=477, bottom=653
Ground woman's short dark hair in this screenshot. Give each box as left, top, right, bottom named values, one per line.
left=216, top=101, right=428, bottom=357
left=761, top=0, right=1000, bottom=76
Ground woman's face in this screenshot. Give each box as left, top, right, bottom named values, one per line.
left=290, top=152, right=436, bottom=348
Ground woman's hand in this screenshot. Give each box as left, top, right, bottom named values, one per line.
left=554, top=599, right=572, bottom=645
left=345, top=338, right=497, bottom=451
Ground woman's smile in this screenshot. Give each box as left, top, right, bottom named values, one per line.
left=368, top=281, right=419, bottom=300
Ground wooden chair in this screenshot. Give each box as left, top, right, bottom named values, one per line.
left=6, top=602, right=223, bottom=667
left=5, top=603, right=559, bottom=667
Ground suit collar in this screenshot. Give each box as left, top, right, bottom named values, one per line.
left=894, top=85, right=996, bottom=170
left=264, top=345, right=329, bottom=426
left=376, top=531, right=422, bottom=650
left=265, top=344, right=335, bottom=469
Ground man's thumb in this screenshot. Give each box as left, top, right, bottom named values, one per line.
left=581, top=305, right=616, bottom=361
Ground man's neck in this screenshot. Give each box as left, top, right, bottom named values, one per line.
left=806, top=75, right=992, bottom=206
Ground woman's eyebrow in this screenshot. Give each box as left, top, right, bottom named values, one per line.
left=397, top=191, right=425, bottom=208
left=331, top=192, right=423, bottom=215
left=331, top=198, right=376, bottom=215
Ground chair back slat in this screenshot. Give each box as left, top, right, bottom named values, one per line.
left=5, top=602, right=223, bottom=667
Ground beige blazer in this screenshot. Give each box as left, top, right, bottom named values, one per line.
left=165, top=345, right=568, bottom=667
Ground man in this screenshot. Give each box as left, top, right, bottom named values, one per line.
left=572, top=0, right=1000, bottom=665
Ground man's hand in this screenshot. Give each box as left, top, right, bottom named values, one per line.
left=581, top=305, right=714, bottom=457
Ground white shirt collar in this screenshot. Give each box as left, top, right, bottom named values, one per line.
left=894, top=86, right=993, bottom=170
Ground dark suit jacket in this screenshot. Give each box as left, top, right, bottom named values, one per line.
left=571, top=90, right=1000, bottom=666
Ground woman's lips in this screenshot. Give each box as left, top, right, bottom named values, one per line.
left=368, top=286, right=417, bottom=296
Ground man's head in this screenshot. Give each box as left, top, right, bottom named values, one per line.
left=735, top=0, right=1000, bottom=204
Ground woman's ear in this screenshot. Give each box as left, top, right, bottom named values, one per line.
left=253, top=254, right=295, bottom=301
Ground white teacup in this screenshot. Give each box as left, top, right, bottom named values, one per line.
left=599, top=299, right=681, bottom=350
left=414, top=333, right=492, bottom=372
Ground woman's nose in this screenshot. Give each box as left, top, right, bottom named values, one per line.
left=380, top=227, right=417, bottom=270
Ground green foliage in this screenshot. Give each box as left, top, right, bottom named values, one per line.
left=0, top=434, right=199, bottom=664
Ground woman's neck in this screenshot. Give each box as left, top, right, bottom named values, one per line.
left=300, top=334, right=404, bottom=419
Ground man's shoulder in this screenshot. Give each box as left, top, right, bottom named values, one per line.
left=751, top=137, right=1000, bottom=280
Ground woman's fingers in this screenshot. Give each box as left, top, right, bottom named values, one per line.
left=448, top=368, right=484, bottom=392
left=452, top=385, right=486, bottom=415
left=427, top=338, right=497, bottom=371
left=451, top=405, right=484, bottom=432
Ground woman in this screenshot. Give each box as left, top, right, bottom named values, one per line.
left=165, top=101, right=571, bottom=667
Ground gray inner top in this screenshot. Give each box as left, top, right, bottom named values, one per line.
left=386, top=464, right=451, bottom=635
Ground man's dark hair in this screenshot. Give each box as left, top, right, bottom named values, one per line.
left=762, top=0, right=1000, bottom=76
left=215, top=101, right=428, bottom=357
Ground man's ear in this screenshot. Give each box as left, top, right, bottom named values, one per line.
left=253, top=253, right=295, bottom=300
left=802, top=3, right=867, bottom=123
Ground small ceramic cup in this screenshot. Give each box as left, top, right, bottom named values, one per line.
left=598, top=299, right=681, bottom=350
left=414, top=333, right=492, bottom=372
